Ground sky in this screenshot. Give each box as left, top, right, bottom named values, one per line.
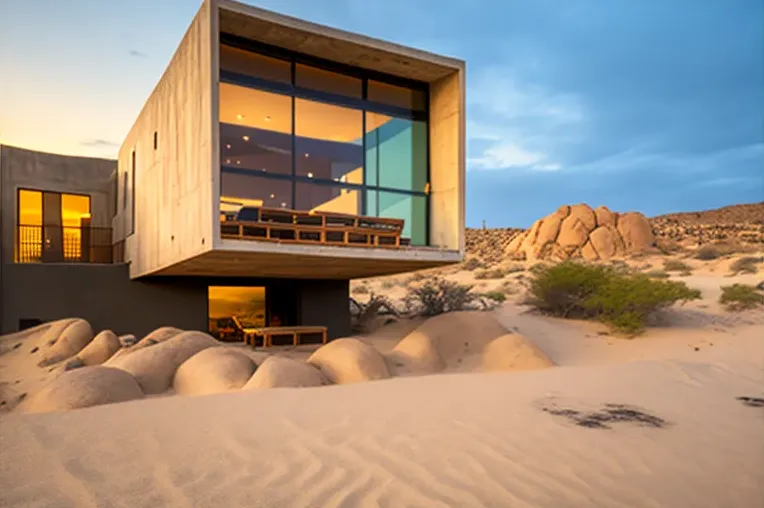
left=1, top=0, right=762, bottom=228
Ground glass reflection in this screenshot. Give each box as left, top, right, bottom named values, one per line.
left=295, top=182, right=362, bottom=216
left=365, top=112, right=427, bottom=192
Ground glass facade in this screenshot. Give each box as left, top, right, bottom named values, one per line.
left=219, top=35, right=430, bottom=246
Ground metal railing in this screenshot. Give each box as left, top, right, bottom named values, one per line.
left=16, top=225, right=113, bottom=264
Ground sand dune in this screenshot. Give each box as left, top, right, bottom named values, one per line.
left=1, top=333, right=762, bottom=508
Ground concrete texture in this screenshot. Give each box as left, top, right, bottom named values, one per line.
left=113, top=0, right=214, bottom=279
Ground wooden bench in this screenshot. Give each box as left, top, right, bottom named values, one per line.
left=244, top=326, right=328, bottom=347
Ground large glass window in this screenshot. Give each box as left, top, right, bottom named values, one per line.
left=218, top=38, right=430, bottom=245
left=220, top=83, right=292, bottom=176
left=295, top=98, right=363, bottom=182
left=296, top=182, right=362, bottom=216
left=365, top=112, right=427, bottom=192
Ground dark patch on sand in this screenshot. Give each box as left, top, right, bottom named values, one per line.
left=541, top=402, right=668, bottom=429
left=737, top=396, right=764, bottom=408
left=30, top=347, right=39, bottom=354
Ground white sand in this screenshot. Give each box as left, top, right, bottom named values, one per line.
left=1, top=263, right=763, bottom=507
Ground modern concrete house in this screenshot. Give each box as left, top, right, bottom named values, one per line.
left=0, top=0, right=465, bottom=341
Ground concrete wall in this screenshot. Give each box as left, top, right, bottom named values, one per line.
left=113, top=0, right=215, bottom=278
left=1, top=263, right=350, bottom=340
left=1, top=264, right=208, bottom=338
left=0, top=145, right=116, bottom=264
left=429, top=69, right=465, bottom=255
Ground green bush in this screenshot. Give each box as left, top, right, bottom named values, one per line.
left=729, top=256, right=762, bottom=275
left=719, top=284, right=764, bottom=311
left=474, top=268, right=506, bottom=280
left=525, top=261, right=701, bottom=335
left=381, top=280, right=396, bottom=290
left=481, top=291, right=507, bottom=303
left=645, top=270, right=670, bottom=279
left=694, top=245, right=722, bottom=260
left=403, top=277, right=475, bottom=316
left=663, top=259, right=693, bottom=273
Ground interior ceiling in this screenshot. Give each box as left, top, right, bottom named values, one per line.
left=155, top=248, right=455, bottom=280
left=218, top=7, right=459, bottom=83
left=219, top=83, right=392, bottom=142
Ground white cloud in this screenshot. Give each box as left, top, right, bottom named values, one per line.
left=468, top=142, right=562, bottom=171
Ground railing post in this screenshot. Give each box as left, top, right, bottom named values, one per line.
left=80, top=218, right=92, bottom=263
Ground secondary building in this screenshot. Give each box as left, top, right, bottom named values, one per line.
left=0, top=0, right=466, bottom=341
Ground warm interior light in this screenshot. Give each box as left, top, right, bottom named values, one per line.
left=304, top=153, right=310, bottom=158
left=307, top=172, right=313, bottom=178
left=270, top=193, right=275, bottom=199
left=280, top=202, right=286, bottom=207
left=225, top=159, right=231, bottom=164
left=242, top=135, right=250, bottom=141
left=236, top=114, right=244, bottom=120
left=226, top=144, right=231, bottom=149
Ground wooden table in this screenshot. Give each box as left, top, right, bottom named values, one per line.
left=245, top=326, right=328, bottom=347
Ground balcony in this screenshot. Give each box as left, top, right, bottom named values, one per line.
left=16, top=225, right=113, bottom=264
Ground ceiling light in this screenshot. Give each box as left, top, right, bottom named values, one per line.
left=307, top=172, right=313, bottom=178
left=270, top=194, right=275, bottom=199
left=262, top=168, right=267, bottom=172
left=235, top=160, right=240, bottom=165
left=225, top=159, right=231, bottom=164
left=226, top=144, right=231, bottom=149
left=304, top=153, right=309, bottom=158
left=333, top=177, right=339, bottom=182
left=242, top=135, right=249, bottom=142
left=281, top=202, right=286, bottom=207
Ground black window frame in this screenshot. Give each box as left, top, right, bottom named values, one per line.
left=218, top=32, right=431, bottom=245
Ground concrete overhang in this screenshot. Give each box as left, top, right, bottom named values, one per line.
left=153, top=241, right=461, bottom=279
left=216, top=0, right=465, bottom=83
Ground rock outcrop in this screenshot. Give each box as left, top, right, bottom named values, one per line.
left=308, top=338, right=390, bottom=384
left=174, top=347, right=256, bottom=396
left=482, top=334, right=555, bottom=372
left=243, top=356, right=327, bottom=390
left=77, top=330, right=122, bottom=366
left=505, top=204, right=655, bottom=261
left=22, top=366, right=144, bottom=413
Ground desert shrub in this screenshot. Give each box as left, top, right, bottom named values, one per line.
left=694, top=245, right=722, bottom=260
left=719, top=284, right=764, bottom=311
left=462, top=257, right=484, bottom=271
left=645, top=270, right=670, bottom=279
left=352, top=284, right=369, bottom=295
left=663, top=259, right=692, bottom=273
left=381, top=280, right=396, bottom=290
left=474, top=268, right=506, bottom=280
left=498, top=280, right=517, bottom=295
left=406, top=271, right=427, bottom=284
left=504, top=264, right=526, bottom=274
left=403, top=277, right=475, bottom=317
left=525, top=261, right=701, bottom=335
left=481, top=291, right=507, bottom=303
left=729, top=256, right=763, bottom=275
left=655, top=239, right=683, bottom=255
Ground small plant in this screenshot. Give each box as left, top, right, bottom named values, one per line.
left=504, top=264, right=526, bottom=274
left=525, top=261, right=701, bottom=336
left=352, top=284, right=370, bottom=295
left=474, top=268, right=506, bottom=280
left=403, top=277, right=475, bottom=317
left=481, top=291, right=507, bottom=303
left=645, top=270, right=670, bottom=279
left=663, top=259, right=692, bottom=273
left=462, top=257, right=484, bottom=271
left=498, top=280, right=517, bottom=295
left=694, top=245, right=722, bottom=261
left=729, top=256, right=763, bottom=275
left=406, top=271, right=427, bottom=284
left=719, top=284, right=764, bottom=311
left=381, top=280, right=396, bottom=290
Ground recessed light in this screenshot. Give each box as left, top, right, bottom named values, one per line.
left=236, top=160, right=240, bottom=165
left=270, top=193, right=275, bottom=199
left=226, top=144, right=231, bottom=149
left=242, top=135, right=249, bottom=141
left=281, top=202, right=286, bottom=207
left=225, top=159, right=231, bottom=163
left=304, top=153, right=310, bottom=158
left=307, top=172, right=313, bottom=178
left=262, top=168, right=267, bottom=172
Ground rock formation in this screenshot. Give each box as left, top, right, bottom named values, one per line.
left=505, top=204, right=655, bottom=261
left=174, top=347, right=257, bottom=396
left=243, top=355, right=327, bottom=390
left=308, top=338, right=390, bottom=384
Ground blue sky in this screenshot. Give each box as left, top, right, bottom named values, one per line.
left=1, top=0, right=762, bottom=227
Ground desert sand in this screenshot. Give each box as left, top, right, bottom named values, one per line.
left=1, top=252, right=763, bottom=507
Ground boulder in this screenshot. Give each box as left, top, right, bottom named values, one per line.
left=389, top=332, right=445, bottom=375
left=108, top=331, right=218, bottom=394
left=482, top=334, right=555, bottom=372
left=38, top=319, right=94, bottom=367
left=22, top=366, right=144, bottom=413
left=78, top=330, right=122, bottom=366
left=308, top=338, right=390, bottom=384
left=174, top=347, right=256, bottom=396
left=581, top=241, right=599, bottom=261
left=617, top=212, right=655, bottom=252
left=533, top=209, right=567, bottom=257
left=594, top=206, right=615, bottom=227
left=107, top=326, right=183, bottom=363
left=396, top=311, right=510, bottom=368
left=589, top=226, right=622, bottom=260
left=558, top=213, right=594, bottom=248
left=243, top=356, right=327, bottom=390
